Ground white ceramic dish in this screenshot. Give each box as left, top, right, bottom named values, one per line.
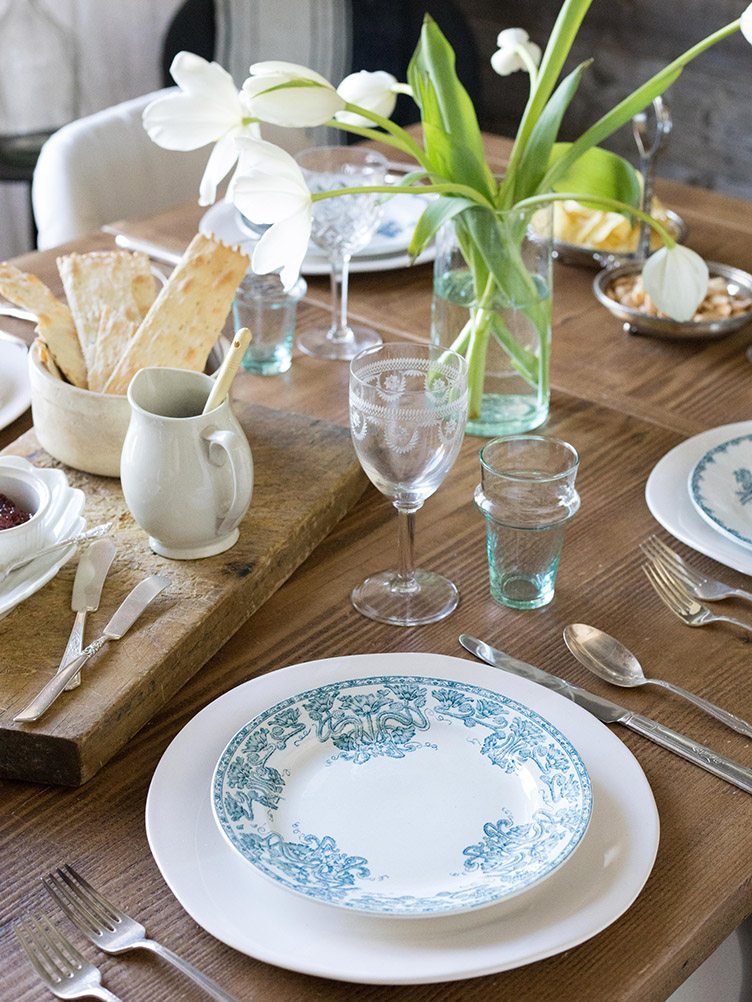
left=146, top=652, right=659, bottom=984
left=0, top=462, right=51, bottom=564
left=200, top=201, right=436, bottom=275
left=29, top=338, right=229, bottom=479
left=645, top=421, right=752, bottom=575
left=689, top=433, right=752, bottom=551
left=212, top=674, right=592, bottom=917
left=0, top=338, right=31, bottom=432
left=0, top=456, right=85, bottom=620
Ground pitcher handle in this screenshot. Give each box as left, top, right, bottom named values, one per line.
left=203, top=429, right=245, bottom=536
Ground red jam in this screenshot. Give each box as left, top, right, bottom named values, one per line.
left=0, top=493, right=32, bottom=530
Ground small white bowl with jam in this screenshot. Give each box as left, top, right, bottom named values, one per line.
left=0, top=464, right=52, bottom=565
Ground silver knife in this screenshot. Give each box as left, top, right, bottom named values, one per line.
left=14, top=575, right=170, bottom=724
left=57, top=538, right=117, bottom=690
left=459, top=634, right=752, bottom=796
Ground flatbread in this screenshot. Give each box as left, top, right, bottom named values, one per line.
left=103, top=235, right=249, bottom=395
left=0, top=262, right=87, bottom=387
left=57, top=251, right=155, bottom=370
left=88, top=306, right=140, bottom=393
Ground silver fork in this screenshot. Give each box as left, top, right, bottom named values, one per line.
left=44, top=865, right=239, bottom=1002
left=643, top=562, right=752, bottom=633
left=641, top=535, right=752, bottom=604
left=16, top=913, right=122, bottom=1001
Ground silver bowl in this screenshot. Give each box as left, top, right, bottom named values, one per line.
left=553, top=210, right=688, bottom=269
left=592, top=260, right=752, bottom=340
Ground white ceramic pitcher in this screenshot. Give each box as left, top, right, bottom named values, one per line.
left=121, top=368, right=253, bottom=559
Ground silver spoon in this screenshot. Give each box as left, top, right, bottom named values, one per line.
left=563, top=623, right=752, bottom=738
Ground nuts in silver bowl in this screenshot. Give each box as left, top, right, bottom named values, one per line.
left=593, top=260, right=752, bottom=339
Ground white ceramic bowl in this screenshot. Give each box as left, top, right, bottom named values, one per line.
left=0, top=462, right=52, bottom=564
left=29, top=338, right=229, bottom=478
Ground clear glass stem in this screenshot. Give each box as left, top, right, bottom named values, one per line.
left=327, top=253, right=354, bottom=343
left=394, top=503, right=421, bottom=594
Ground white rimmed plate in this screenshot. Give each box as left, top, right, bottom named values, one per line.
left=646, top=422, right=752, bottom=575
left=0, top=457, right=85, bottom=619
left=146, top=652, right=658, bottom=984
left=212, top=675, right=592, bottom=917
left=0, top=339, right=30, bottom=432
left=199, top=199, right=436, bottom=275
left=689, top=434, right=752, bottom=551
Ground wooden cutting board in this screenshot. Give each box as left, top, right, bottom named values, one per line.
left=0, top=403, right=366, bottom=786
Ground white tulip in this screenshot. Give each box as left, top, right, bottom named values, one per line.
left=335, top=70, right=398, bottom=126
left=231, top=137, right=313, bottom=290
left=491, top=28, right=542, bottom=77
left=741, top=3, right=752, bottom=44
left=243, top=61, right=345, bottom=127
left=641, top=244, right=709, bottom=322
left=143, top=52, right=258, bottom=205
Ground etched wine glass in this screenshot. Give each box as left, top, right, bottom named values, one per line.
left=349, top=342, right=469, bottom=625
left=295, top=145, right=387, bottom=361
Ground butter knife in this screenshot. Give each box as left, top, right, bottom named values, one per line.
left=459, top=634, right=752, bottom=795
left=57, top=537, right=116, bottom=691
left=15, top=575, right=169, bottom=723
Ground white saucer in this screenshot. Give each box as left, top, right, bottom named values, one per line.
left=689, top=433, right=752, bottom=551
left=146, top=652, right=658, bottom=984
left=199, top=200, right=436, bottom=276
left=645, top=421, right=752, bottom=575
left=0, top=457, right=85, bottom=619
left=0, top=339, right=31, bottom=432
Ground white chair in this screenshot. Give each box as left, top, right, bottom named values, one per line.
left=31, top=89, right=209, bottom=249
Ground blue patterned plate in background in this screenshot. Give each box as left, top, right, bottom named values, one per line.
left=212, top=675, right=592, bottom=918
left=689, top=434, right=752, bottom=551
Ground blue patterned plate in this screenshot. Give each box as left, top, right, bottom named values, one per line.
left=689, top=434, right=752, bottom=551
left=212, top=675, right=592, bottom=918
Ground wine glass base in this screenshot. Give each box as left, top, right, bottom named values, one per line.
left=351, top=569, right=459, bottom=626
left=298, top=325, right=382, bottom=361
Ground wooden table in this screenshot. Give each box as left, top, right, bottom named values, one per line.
left=1, top=133, right=751, bottom=1001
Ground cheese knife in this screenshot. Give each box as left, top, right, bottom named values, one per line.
left=459, top=634, right=752, bottom=795
left=57, top=537, right=116, bottom=690
left=15, top=575, right=170, bottom=724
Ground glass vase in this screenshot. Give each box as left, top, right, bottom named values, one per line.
left=430, top=204, right=553, bottom=437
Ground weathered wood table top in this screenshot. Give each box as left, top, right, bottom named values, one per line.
left=1, top=133, right=751, bottom=1001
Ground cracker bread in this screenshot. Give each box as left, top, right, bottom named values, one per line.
left=88, top=306, right=140, bottom=393
left=103, top=235, right=249, bottom=395
left=57, top=251, right=155, bottom=369
left=0, top=262, right=88, bottom=387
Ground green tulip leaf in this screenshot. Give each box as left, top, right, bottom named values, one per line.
left=408, top=195, right=476, bottom=258
left=513, top=60, right=592, bottom=202
left=547, top=143, right=641, bottom=207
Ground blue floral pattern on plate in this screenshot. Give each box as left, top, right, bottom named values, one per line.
left=212, top=675, right=592, bottom=917
left=689, top=433, right=752, bottom=551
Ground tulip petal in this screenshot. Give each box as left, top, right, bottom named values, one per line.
left=143, top=92, right=243, bottom=149
left=233, top=173, right=310, bottom=223
left=641, top=244, right=709, bottom=322
left=248, top=61, right=331, bottom=87
left=336, top=70, right=398, bottom=126
left=251, top=207, right=312, bottom=289
left=247, top=84, right=345, bottom=128
left=170, top=52, right=240, bottom=106
left=199, top=131, right=240, bottom=205
left=742, top=4, right=752, bottom=45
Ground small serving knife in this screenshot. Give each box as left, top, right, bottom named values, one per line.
left=15, top=575, right=170, bottom=724
left=459, top=634, right=752, bottom=796
left=57, top=537, right=116, bottom=690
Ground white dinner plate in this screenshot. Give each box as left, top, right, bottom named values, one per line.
left=146, top=652, right=658, bottom=984
left=0, top=339, right=31, bottom=432
left=645, top=422, right=752, bottom=576
left=199, top=200, right=436, bottom=275
left=0, top=457, right=85, bottom=619
left=689, top=434, right=752, bottom=551
left=212, top=675, right=592, bottom=917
